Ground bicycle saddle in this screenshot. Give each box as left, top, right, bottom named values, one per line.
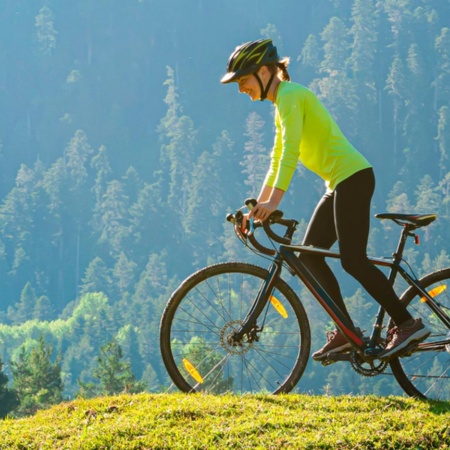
left=375, top=213, right=437, bottom=229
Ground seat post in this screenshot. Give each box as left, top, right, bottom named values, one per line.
left=388, top=226, right=414, bottom=284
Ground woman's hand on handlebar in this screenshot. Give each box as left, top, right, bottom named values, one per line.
left=227, top=199, right=298, bottom=254
left=248, top=199, right=278, bottom=223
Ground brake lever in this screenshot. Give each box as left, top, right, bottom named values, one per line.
left=248, top=217, right=255, bottom=235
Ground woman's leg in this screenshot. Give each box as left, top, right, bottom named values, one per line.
left=299, top=191, right=354, bottom=323
left=333, top=168, right=413, bottom=326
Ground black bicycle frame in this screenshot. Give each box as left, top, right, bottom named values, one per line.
left=234, top=239, right=450, bottom=354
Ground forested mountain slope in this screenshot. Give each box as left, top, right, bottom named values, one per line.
left=0, top=0, right=449, bottom=401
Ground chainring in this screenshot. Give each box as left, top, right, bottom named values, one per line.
left=350, top=351, right=388, bottom=377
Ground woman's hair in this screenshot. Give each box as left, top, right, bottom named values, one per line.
left=267, top=57, right=291, bottom=81
left=277, top=57, right=291, bottom=81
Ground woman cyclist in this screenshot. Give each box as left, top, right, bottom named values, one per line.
left=221, top=39, right=430, bottom=361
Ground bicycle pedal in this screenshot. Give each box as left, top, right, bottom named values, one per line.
left=320, top=358, right=336, bottom=367
left=318, top=351, right=350, bottom=366
left=399, top=342, right=419, bottom=358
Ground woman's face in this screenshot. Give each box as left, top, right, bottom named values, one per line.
left=236, top=73, right=261, bottom=101
left=236, top=66, right=272, bottom=101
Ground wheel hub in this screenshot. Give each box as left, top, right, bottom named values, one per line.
left=220, top=320, right=254, bottom=355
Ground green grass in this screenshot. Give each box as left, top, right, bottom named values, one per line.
left=0, top=393, right=450, bottom=449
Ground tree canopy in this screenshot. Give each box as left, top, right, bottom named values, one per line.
left=0, top=0, right=449, bottom=405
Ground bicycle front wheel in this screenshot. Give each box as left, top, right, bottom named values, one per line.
left=390, top=268, right=450, bottom=400
left=160, top=262, right=310, bottom=394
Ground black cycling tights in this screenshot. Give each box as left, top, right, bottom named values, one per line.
left=299, top=168, right=412, bottom=327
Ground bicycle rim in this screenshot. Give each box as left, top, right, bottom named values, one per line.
left=390, top=268, right=450, bottom=400
left=160, top=262, right=310, bottom=394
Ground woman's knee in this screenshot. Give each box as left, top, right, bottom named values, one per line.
left=340, top=254, right=368, bottom=278
left=298, top=253, right=327, bottom=272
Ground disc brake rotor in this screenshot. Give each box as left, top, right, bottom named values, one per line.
left=220, top=320, right=254, bottom=355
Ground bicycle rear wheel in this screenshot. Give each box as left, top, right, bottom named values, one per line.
left=160, top=262, right=310, bottom=394
left=390, top=268, right=450, bottom=400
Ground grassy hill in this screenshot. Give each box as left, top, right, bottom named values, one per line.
left=0, top=393, right=449, bottom=449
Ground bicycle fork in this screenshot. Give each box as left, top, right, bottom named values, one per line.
left=230, top=255, right=284, bottom=345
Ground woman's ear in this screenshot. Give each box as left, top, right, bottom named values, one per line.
left=257, top=65, right=269, bottom=81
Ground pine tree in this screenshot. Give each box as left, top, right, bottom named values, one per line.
left=35, top=6, right=57, bottom=56
left=348, top=0, right=378, bottom=79
left=386, top=181, right=412, bottom=213
left=90, top=145, right=112, bottom=232
left=438, top=172, right=450, bottom=219
left=130, top=252, right=171, bottom=366
left=65, top=130, right=94, bottom=199
left=241, top=112, right=269, bottom=197
left=116, top=324, right=144, bottom=381
left=135, top=252, right=168, bottom=303
left=158, top=66, right=197, bottom=216
left=112, top=252, right=137, bottom=300
left=385, top=56, right=407, bottom=170
left=0, top=165, right=37, bottom=282
left=128, top=181, right=163, bottom=263
left=437, top=106, right=450, bottom=177
left=0, top=356, right=18, bottom=418
left=320, top=16, right=349, bottom=75
left=435, top=27, right=450, bottom=107
left=382, top=0, right=414, bottom=56
left=11, top=336, right=63, bottom=416
left=415, top=175, right=440, bottom=213
left=7, top=282, right=37, bottom=324
left=79, top=257, right=112, bottom=297
left=260, top=23, right=283, bottom=49
left=314, top=16, right=358, bottom=133
left=347, top=0, right=380, bottom=157
left=40, top=131, right=94, bottom=308
left=121, top=166, right=144, bottom=206
left=298, top=34, right=321, bottom=82
left=210, top=129, right=239, bottom=209
left=140, top=363, right=160, bottom=392
left=183, top=149, right=223, bottom=245
left=33, top=295, right=56, bottom=321
left=402, top=43, right=435, bottom=179
left=78, top=341, right=144, bottom=397
left=97, top=180, right=130, bottom=257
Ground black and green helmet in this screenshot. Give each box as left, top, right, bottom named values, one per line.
left=221, top=39, right=279, bottom=84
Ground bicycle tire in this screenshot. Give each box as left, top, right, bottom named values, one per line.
left=160, top=262, right=311, bottom=394
left=390, top=268, right=450, bottom=400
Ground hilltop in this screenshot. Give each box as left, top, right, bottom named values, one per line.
left=0, top=393, right=449, bottom=449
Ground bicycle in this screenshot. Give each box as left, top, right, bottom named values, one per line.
left=160, top=199, right=450, bottom=400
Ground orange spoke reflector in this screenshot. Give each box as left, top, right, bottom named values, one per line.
left=182, top=358, right=204, bottom=384
left=421, top=285, right=447, bottom=303
left=270, top=295, right=288, bottom=319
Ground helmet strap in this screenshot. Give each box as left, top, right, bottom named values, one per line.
left=253, top=72, right=276, bottom=102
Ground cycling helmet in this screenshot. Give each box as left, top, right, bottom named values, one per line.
left=221, top=39, right=279, bottom=84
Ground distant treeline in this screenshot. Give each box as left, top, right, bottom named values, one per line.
left=0, top=0, right=449, bottom=400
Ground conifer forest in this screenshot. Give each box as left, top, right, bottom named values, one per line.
left=1, top=0, right=450, bottom=415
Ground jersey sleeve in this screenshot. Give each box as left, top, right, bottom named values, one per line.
left=264, top=89, right=303, bottom=191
